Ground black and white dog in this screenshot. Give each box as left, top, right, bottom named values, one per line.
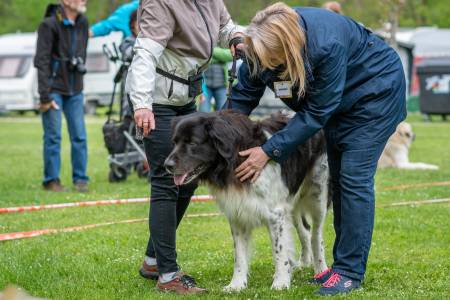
left=165, top=110, right=329, bottom=291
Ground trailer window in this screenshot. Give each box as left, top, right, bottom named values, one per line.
left=86, top=53, right=110, bottom=73
left=0, top=56, right=31, bottom=78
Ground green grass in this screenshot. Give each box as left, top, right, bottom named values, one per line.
left=0, top=113, right=449, bottom=299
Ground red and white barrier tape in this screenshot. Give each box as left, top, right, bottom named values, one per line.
left=2, top=180, right=449, bottom=215
left=0, top=212, right=221, bottom=242
left=377, top=198, right=450, bottom=208
left=383, top=181, right=450, bottom=191
left=0, top=195, right=214, bottom=215
left=1, top=198, right=448, bottom=242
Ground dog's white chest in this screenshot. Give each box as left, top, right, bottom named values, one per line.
left=210, top=163, right=290, bottom=227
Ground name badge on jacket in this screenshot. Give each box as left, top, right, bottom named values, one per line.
left=274, top=81, right=292, bottom=98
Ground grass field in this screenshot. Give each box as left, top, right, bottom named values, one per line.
left=0, top=113, right=449, bottom=299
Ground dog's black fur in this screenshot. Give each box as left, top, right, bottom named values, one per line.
left=166, top=110, right=326, bottom=195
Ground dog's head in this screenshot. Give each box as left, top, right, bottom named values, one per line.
left=395, top=122, right=415, bottom=148
left=164, top=111, right=248, bottom=186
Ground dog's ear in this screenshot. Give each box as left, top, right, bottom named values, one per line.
left=206, top=116, right=239, bottom=159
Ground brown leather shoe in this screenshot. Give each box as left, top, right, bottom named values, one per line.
left=139, top=261, right=158, bottom=280
left=157, top=273, right=207, bottom=295
left=43, top=180, right=65, bottom=192
left=74, top=181, right=89, bottom=193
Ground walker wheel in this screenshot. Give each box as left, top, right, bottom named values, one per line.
left=108, top=166, right=127, bottom=182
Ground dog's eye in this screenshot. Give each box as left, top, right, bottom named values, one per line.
left=405, top=133, right=411, bottom=138
left=188, top=142, right=197, bottom=146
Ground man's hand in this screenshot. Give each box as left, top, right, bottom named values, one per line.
left=39, top=100, right=60, bottom=113
left=134, top=108, right=155, bottom=136
left=235, top=146, right=270, bottom=183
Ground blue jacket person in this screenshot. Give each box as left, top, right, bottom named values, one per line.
left=229, top=4, right=406, bottom=296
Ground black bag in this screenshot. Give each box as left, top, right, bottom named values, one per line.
left=102, top=120, right=128, bottom=155
left=188, top=73, right=203, bottom=97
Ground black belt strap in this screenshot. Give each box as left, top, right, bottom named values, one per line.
left=156, top=67, right=190, bottom=85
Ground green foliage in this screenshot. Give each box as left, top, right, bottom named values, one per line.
left=0, top=0, right=122, bottom=35
left=0, top=0, right=449, bottom=35
left=224, top=0, right=450, bottom=28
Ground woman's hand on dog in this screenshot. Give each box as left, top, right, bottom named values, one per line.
left=134, top=108, right=155, bottom=136
left=236, top=146, right=270, bottom=183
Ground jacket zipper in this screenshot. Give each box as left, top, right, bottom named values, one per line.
left=69, top=25, right=77, bottom=96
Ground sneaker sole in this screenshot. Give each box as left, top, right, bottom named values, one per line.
left=156, top=286, right=208, bottom=295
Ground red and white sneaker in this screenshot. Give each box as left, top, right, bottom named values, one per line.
left=309, top=268, right=332, bottom=285
left=316, top=272, right=361, bottom=296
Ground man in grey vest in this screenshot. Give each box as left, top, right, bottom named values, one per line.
left=126, top=0, right=243, bottom=294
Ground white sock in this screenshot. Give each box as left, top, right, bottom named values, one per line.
left=144, top=256, right=157, bottom=266
left=159, top=271, right=177, bottom=283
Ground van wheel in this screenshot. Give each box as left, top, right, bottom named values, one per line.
left=84, top=101, right=97, bottom=115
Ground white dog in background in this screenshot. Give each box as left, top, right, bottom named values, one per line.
left=378, top=122, right=439, bottom=170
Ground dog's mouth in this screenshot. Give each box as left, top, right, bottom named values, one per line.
left=173, top=165, right=207, bottom=186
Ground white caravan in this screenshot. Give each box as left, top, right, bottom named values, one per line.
left=0, top=32, right=122, bottom=114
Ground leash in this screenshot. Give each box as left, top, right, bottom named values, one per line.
left=226, top=37, right=245, bottom=109
left=226, top=55, right=238, bottom=109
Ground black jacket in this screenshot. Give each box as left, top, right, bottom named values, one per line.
left=34, top=5, right=89, bottom=103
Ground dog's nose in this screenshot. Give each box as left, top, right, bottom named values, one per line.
left=164, top=158, right=176, bottom=174
left=412, top=133, right=416, bottom=141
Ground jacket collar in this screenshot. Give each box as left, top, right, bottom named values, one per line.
left=58, top=4, right=80, bottom=26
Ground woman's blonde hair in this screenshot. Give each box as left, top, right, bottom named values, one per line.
left=245, top=2, right=307, bottom=97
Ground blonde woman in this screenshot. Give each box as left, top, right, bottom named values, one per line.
left=230, top=3, right=406, bottom=296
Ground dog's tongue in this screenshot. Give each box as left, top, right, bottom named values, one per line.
left=173, top=173, right=188, bottom=186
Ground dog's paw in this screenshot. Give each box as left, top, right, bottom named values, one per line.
left=271, top=278, right=290, bottom=290
left=223, top=281, right=247, bottom=292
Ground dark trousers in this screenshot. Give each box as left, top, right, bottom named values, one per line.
left=324, top=55, right=406, bottom=281
left=325, top=129, right=388, bottom=281
left=143, top=101, right=197, bottom=274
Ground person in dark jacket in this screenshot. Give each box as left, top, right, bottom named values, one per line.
left=228, top=3, right=406, bottom=296
left=34, top=0, right=90, bottom=192
left=118, top=9, right=138, bottom=63
left=118, top=9, right=138, bottom=119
